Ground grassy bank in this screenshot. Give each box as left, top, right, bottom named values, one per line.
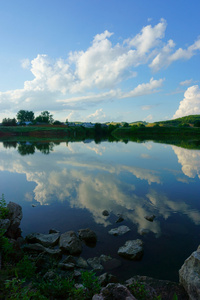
left=1, top=124, right=200, bottom=150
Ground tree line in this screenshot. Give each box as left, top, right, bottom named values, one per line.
left=1, top=110, right=54, bottom=126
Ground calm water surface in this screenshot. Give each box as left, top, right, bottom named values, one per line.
left=0, top=140, right=200, bottom=282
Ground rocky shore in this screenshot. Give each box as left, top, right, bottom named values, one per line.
left=1, top=202, right=199, bottom=299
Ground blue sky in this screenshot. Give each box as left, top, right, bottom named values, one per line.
left=0, top=0, right=200, bottom=123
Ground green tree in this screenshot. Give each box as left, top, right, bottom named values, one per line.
left=35, top=111, right=54, bottom=124
left=123, top=122, right=129, bottom=128
left=53, top=120, right=62, bottom=125
left=2, top=118, right=17, bottom=126
left=94, top=123, right=102, bottom=132
left=194, top=121, right=200, bottom=127
left=16, top=110, right=34, bottom=123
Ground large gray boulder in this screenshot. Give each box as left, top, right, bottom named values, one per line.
left=6, top=202, right=23, bottom=239
left=26, top=232, right=60, bottom=247
left=59, top=231, right=82, bottom=255
left=179, top=245, right=200, bottom=299
left=118, top=239, right=143, bottom=260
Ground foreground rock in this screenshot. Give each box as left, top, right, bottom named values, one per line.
left=179, top=245, right=200, bottom=299
left=23, top=243, right=62, bottom=258
left=126, top=276, right=189, bottom=300
left=0, top=219, right=10, bottom=231
left=26, top=232, right=60, bottom=247
left=6, top=202, right=23, bottom=239
left=59, top=231, right=82, bottom=254
left=118, top=239, right=143, bottom=260
left=108, top=225, right=130, bottom=236
left=98, top=273, right=118, bottom=287
left=93, top=283, right=136, bottom=300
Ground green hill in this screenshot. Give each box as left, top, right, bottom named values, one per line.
left=155, top=115, right=200, bottom=127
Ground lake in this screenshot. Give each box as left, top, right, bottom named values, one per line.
left=0, top=139, right=200, bottom=282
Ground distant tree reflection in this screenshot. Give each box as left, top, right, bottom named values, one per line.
left=4, top=141, right=56, bottom=156
left=3, top=141, right=18, bottom=149
left=18, top=142, right=35, bottom=155
left=35, top=142, right=54, bottom=154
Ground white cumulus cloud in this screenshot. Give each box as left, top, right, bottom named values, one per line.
left=173, top=85, right=200, bottom=119
left=126, top=19, right=167, bottom=55
left=150, top=37, right=200, bottom=71
left=58, top=77, right=164, bottom=106
left=0, top=19, right=199, bottom=120
left=86, top=109, right=106, bottom=122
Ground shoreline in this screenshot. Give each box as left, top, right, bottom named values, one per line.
left=0, top=201, right=195, bottom=299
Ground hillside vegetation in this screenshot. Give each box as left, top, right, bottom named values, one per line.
left=154, top=114, right=200, bottom=127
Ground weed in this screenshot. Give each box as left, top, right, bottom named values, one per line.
left=129, top=280, right=150, bottom=300
left=16, top=255, right=36, bottom=280
left=0, top=229, right=14, bottom=262
left=81, top=270, right=101, bottom=299
left=173, top=293, right=178, bottom=300
left=5, top=273, right=32, bottom=300
left=36, top=275, right=79, bottom=299
left=5, top=273, right=48, bottom=300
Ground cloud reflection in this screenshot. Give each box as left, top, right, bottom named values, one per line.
left=0, top=142, right=200, bottom=236
left=172, top=146, right=200, bottom=179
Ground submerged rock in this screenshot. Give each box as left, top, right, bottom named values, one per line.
left=145, top=215, right=155, bottom=222
left=116, top=214, right=124, bottom=223
left=87, top=257, right=104, bottom=271
left=101, top=258, right=122, bottom=271
left=138, top=228, right=149, bottom=235
left=26, top=232, right=60, bottom=247
left=78, top=228, right=97, bottom=245
left=100, top=255, right=112, bottom=263
left=76, top=257, right=89, bottom=269
left=118, top=239, right=144, bottom=260
left=179, top=245, right=200, bottom=300
left=108, top=225, right=130, bottom=236
left=59, top=231, right=82, bottom=255
left=49, top=228, right=60, bottom=234
left=102, top=210, right=109, bottom=216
